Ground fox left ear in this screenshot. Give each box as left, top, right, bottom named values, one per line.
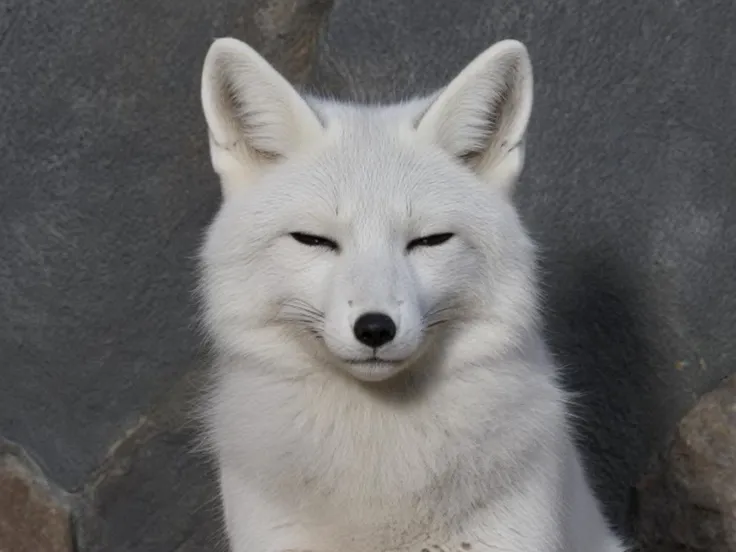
left=415, top=40, right=533, bottom=194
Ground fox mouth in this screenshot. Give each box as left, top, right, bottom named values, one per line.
left=308, top=329, right=412, bottom=374
left=339, top=357, right=408, bottom=382
left=344, top=356, right=403, bottom=365
left=277, top=299, right=454, bottom=382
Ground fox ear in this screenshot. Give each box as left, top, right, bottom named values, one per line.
left=416, top=40, right=533, bottom=194
left=201, top=38, right=324, bottom=196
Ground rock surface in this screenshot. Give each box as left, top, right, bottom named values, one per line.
left=636, top=374, right=736, bottom=552
left=74, top=362, right=222, bottom=552
left=247, top=0, right=335, bottom=85
left=312, top=0, right=736, bottom=532
left=0, top=0, right=333, bottom=550
left=2, top=0, right=736, bottom=550
left=0, top=0, right=332, bottom=496
left=0, top=443, right=73, bottom=552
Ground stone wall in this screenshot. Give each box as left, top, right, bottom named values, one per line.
left=0, top=1, right=331, bottom=550
left=1, top=1, right=734, bottom=551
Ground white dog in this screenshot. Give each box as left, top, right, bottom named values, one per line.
left=198, top=36, right=627, bottom=552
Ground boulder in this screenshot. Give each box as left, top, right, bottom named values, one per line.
left=636, top=374, right=736, bottom=551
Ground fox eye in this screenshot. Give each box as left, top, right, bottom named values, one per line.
left=407, top=233, right=454, bottom=251
left=290, top=232, right=339, bottom=251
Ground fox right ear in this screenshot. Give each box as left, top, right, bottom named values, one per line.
left=201, top=38, right=324, bottom=196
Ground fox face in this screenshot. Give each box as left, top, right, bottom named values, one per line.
left=199, top=38, right=537, bottom=382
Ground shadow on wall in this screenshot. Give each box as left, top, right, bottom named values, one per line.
left=540, top=245, right=657, bottom=531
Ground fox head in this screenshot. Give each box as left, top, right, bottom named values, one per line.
left=199, top=37, right=538, bottom=383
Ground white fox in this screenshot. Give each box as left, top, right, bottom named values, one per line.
left=198, top=36, right=627, bottom=552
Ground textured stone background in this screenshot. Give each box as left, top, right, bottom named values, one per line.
left=310, top=0, right=736, bottom=534
left=1, top=0, right=734, bottom=550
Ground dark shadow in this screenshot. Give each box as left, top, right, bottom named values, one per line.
left=538, top=243, right=665, bottom=536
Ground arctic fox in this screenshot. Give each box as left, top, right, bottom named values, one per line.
left=198, top=36, right=626, bottom=552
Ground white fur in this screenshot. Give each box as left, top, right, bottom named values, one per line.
left=199, top=37, right=627, bottom=552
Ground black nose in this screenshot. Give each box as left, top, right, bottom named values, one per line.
left=353, top=312, right=397, bottom=348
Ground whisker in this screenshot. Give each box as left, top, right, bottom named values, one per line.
left=281, top=298, right=326, bottom=320
left=422, top=303, right=461, bottom=328
left=426, top=319, right=451, bottom=329
left=277, top=299, right=327, bottom=338
left=280, top=315, right=324, bottom=325
left=281, top=310, right=323, bottom=322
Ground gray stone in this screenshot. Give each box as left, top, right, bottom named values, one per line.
left=312, top=0, right=736, bottom=533
left=247, top=0, right=335, bottom=85
left=636, top=374, right=736, bottom=552
left=0, top=442, right=73, bottom=552
left=75, top=365, right=222, bottom=552
left=2, top=0, right=736, bottom=548
left=0, top=0, right=328, bottom=494
left=1, top=0, right=332, bottom=549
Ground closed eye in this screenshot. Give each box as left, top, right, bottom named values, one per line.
left=290, top=232, right=339, bottom=251
left=407, top=233, right=454, bottom=252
